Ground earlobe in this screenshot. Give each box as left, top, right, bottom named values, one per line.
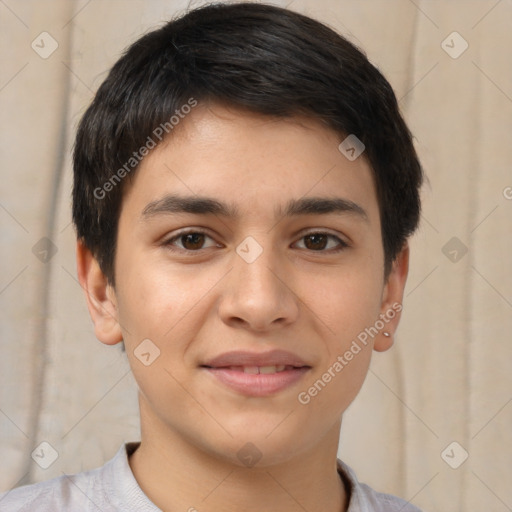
left=373, top=244, right=410, bottom=352
left=76, top=240, right=123, bottom=345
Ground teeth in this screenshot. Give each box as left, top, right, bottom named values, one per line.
left=237, top=365, right=288, bottom=374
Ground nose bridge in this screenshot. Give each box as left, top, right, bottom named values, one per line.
left=218, top=233, right=298, bottom=329
left=234, top=233, right=284, bottom=294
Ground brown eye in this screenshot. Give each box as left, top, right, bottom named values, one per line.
left=180, top=233, right=206, bottom=250
left=295, top=232, right=348, bottom=252
left=303, top=234, right=328, bottom=250
left=164, top=230, right=218, bottom=252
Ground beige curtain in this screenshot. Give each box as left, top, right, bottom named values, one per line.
left=1, top=1, right=511, bottom=510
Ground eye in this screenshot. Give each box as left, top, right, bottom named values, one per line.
left=163, top=230, right=219, bottom=252
left=162, top=229, right=349, bottom=254
left=294, top=232, right=348, bottom=252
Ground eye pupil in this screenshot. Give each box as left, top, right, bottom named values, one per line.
left=182, top=233, right=204, bottom=250
left=305, top=234, right=328, bottom=250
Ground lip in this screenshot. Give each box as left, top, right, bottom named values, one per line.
left=203, top=349, right=309, bottom=368
left=201, top=350, right=311, bottom=397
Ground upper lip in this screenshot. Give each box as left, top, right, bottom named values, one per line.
left=202, top=350, right=310, bottom=368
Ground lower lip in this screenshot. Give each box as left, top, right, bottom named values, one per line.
left=204, top=367, right=310, bottom=397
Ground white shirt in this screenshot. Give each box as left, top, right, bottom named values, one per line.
left=0, top=442, right=423, bottom=511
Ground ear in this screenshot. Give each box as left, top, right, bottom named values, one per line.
left=373, top=243, right=410, bottom=352
left=76, top=240, right=123, bottom=345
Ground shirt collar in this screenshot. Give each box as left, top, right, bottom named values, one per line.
left=110, top=442, right=368, bottom=511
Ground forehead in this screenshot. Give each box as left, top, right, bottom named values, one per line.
left=120, top=103, right=379, bottom=225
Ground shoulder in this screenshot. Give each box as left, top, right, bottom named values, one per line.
left=337, top=459, right=424, bottom=512
left=355, top=481, right=424, bottom=512
left=0, top=445, right=126, bottom=512
left=0, top=471, right=104, bottom=512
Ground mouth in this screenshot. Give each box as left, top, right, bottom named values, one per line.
left=209, top=364, right=298, bottom=374
left=201, top=350, right=311, bottom=397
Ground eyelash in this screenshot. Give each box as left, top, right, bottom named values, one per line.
left=162, top=229, right=349, bottom=255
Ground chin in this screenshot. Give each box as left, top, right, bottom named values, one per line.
left=200, top=421, right=317, bottom=469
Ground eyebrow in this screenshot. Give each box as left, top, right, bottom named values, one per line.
left=141, top=194, right=368, bottom=222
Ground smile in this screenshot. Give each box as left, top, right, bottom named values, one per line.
left=201, top=349, right=312, bottom=396
left=225, top=365, right=294, bottom=374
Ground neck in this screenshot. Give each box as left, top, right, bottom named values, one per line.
left=129, top=395, right=348, bottom=512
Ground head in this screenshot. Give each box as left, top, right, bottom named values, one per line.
left=74, top=2, right=423, bottom=467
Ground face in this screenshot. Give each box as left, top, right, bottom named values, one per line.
left=80, top=103, right=408, bottom=468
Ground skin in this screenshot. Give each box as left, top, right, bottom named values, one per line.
left=77, top=102, right=409, bottom=512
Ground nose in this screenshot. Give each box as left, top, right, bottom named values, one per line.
left=217, top=239, right=300, bottom=332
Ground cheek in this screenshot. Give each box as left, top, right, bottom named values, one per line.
left=114, top=247, right=201, bottom=340
left=114, top=251, right=224, bottom=395
left=290, top=262, right=382, bottom=412
left=293, top=338, right=373, bottom=452
left=300, top=346, right=373, bottom=405
left=302, top=262, right=384, bottom=343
